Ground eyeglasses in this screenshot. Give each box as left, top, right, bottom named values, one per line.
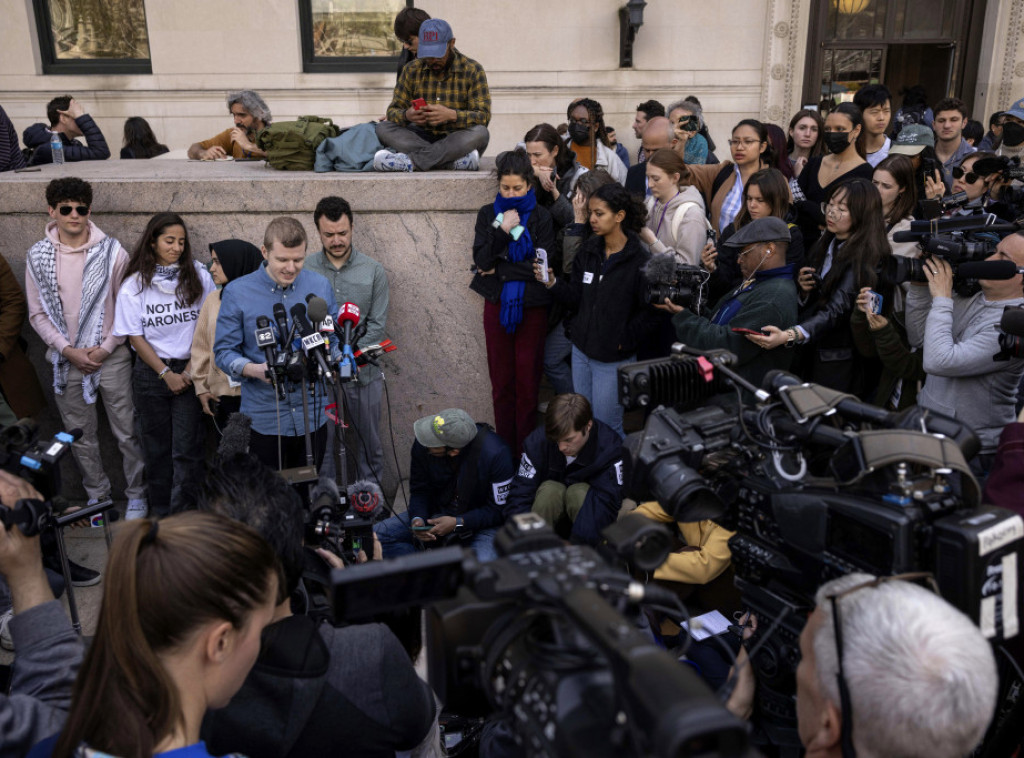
left=737, top=243, right=765, bottom=258
left=825, top=572, right=939, bottom=758
left=58, top=205, right=89, bottom=216
left=952, top=166, right=981, bottom=184
left=728, top=138, right=763, bottom=147
left=821, top=202, right=850, bottom=218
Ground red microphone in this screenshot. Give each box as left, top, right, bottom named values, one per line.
left=337, top=302, right=361, bottom=347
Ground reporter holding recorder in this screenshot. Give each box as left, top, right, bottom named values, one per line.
left=214, top=217, right=339, bottom=474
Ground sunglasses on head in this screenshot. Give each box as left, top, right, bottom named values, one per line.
left=58, top=205, right=89, bottom=216
left=951, top=166, right=980, bottom=184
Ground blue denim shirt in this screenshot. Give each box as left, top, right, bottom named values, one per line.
left=214, top=265, right=339, bottom=436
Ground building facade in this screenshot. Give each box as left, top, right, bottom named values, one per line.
left=3, top=0, right=1022, bottom=159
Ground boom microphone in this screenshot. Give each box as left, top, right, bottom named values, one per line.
left=217, top=412, right=252, bottom=459
left=955, top=260, right=1019, bottom=280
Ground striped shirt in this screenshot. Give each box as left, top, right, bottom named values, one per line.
left=0, top=105, right=25, bottom=172
left=385, top=49, right=491, bottom=137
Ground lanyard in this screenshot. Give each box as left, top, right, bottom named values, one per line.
left=654, top=191, right=681, bottom=237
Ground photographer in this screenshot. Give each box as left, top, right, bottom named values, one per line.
left=906, top=233, right=1024, bottom=475
left=0, top=471, right=83, bottom=758
left=507, top=393, right=627, bottom=546
left=374, top=409, right=514, bottom=561
left=659, top=217, right=798, bottom=391
left=727, top=573, right=997, bottom=758
left=192, top=454, right=437, bottom=758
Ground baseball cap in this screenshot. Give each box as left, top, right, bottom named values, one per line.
left=417, top=18, right=453, bottom=59
left=1003, top=96, right=1024, bottom=122
left=414, top=408, right=477, bottom=449
left=722, top=216, right=791, bottom=248
left=889, top=124, right=935, bottom=155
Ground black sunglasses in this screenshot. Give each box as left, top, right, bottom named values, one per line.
left=58, top=205, right=90, bottom=216
left=826, top=572, right=939, bottom=758
left=952, top=166, right=980, bottom=184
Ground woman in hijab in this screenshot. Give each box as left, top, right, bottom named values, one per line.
left=191, top=239, right=263, bottom=431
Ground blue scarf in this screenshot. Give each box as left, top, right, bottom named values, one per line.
left=494, top=189, right=537, bottom=333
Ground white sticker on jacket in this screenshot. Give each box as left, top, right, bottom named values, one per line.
left=518, top=453, right=536, bottom=480
left=493, top=478, right=512, bottom=505
left=614, top=460, right=624, bottom=486
left=583, top=272, right=594, bottom=284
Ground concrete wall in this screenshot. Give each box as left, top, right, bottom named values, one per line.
left=0, top=160, right=496, bottom=496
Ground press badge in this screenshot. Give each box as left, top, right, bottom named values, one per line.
left=583, top=272, right=594, bottom=284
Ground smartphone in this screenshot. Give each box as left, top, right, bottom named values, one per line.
left=731, top=327, right=769, bottom=336
left=867, top=290, right=883, bottom=315
left=412, top=97, right=426, bottom=110
left=411, top=524, right=433, bottom=532
left=535, top=248, right=549, bottom=283
left=706, top=227, right=717, bottom=245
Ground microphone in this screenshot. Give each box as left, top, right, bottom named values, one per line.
left=645, top=253, right=681, bottom=284
left=348, top=479, right=384, bottom=519
left=955, top=260, right=1019, bottom=280
left=353, top=339, right=397, bottom=366
left=310, top=474, right=341, bottom=514
left=273, top=303, right=290, bottom=350
left=255, top=315, right=277, bottom=366
left=306, top=295, right=330, bottom=329
left=337, top=302, right=361, bottom=347
left=216, top=412, right=252, bottom=458
left=1000, top=306, right=1024, bottom=338
left=291, top=302, right=334, bottom=380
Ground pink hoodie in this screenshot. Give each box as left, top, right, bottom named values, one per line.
left=26, top=221, right=129, bottom=356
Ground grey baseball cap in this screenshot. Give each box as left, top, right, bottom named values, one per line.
left=889, top=124, right=935, bottom=155
left=1004, top=96, right=1024, bottom=122
left=417, top=18, right=453, bottom=59
left=722, top=216, right=791, bottom=248
left=414, top=408, right=478, bottom=449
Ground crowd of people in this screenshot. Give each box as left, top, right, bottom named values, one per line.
left=2, top=7, right=1024, bottom=758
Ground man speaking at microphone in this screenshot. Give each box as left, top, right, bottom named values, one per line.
left=905, top=232, right=1024, bottom=476
left=214, top=217, right=339, bottom=472
left=305, top=196, right=390, bottom=484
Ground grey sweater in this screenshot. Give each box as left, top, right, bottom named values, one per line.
left=905, top=286, right=1024, bottom=453
left=0, top=601, right=83, bottom=758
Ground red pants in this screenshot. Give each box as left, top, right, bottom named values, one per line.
left=483, top=301, right=548, bottom=457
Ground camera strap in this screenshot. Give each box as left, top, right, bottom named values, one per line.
left=776, top=382, right=850, bottom=422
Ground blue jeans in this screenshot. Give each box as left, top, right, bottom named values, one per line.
left=133, top=358, right=206, bottom=516
left=374, top=511, right=499, bottom=562
left=544, top=321, right=574, bottom=395
left=571, top=346, right=634, bottom=439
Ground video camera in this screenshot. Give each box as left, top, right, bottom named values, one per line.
left=0, top=420, right=82, bottom=537
left=619, top=346, right=1023, bottom=750
left=644, top=252, right=710, bottom=310
left=305, top=477, right=377, bottom=566
left=329, top=513, right=750, bottom=758
left=994, top=304, right=1024, bottom=361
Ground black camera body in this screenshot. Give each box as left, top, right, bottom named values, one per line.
left=644, top=252, right=708, bottom=307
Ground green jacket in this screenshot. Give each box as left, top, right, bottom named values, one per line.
left=673, top=267, right=799, bottom=391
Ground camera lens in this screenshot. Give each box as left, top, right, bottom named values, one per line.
left=649, top=459, right=724, bottom=523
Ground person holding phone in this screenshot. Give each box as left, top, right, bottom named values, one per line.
left=657, top=217, right=798, bottom=393
left=471, top=148, right=555, bottom=456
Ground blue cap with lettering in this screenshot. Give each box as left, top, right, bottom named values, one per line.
left=418, top=18, right=453, bottom=59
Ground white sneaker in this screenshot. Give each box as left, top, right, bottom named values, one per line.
left=125, top=499, right=149, bottom=521
left=452, top=149, right=480, bottom=171
left=373, top=149, right=414, bottom=172
left=0, top=609, right=13, bottom=651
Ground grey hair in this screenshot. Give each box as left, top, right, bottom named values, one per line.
left=813, top=573, right=998, bottom=758
left=666, top=98, right=704, bottom=130
left=226, top=90, right=272, bottom=125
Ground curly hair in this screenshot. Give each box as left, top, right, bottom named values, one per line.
left=567, top=97, right=613, bottom=149
left=227, top=90, right=272, bottom=125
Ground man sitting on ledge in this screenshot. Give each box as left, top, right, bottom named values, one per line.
left=187, top=90, right=271, bottom=161
left=374, top=18, right=490, bottom=172
left=24, top=96, right=110, bottom=166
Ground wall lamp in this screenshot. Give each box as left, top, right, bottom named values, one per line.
left=619, top=0, right=647, bottom=68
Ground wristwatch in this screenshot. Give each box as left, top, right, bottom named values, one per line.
left=455, top=516, right=464, bottom=531
left=785, top=328, right=799, bottom=348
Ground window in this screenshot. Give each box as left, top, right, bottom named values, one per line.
left=32, top=0, right=152, bottom=74
left=299, top=0, right=413, bottom=74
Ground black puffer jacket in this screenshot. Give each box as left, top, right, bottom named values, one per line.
left=470, top=203, right=555, bottom=308
left=24, top=115, right=110, bottom=165
left=550, top=231, right=659, bottom=362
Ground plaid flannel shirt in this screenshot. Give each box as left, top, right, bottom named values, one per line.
left=385, top=48, right=491, bottom=137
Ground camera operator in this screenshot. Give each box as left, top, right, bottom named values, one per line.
left=727, top=573, right=997, bottom=758
left=941, top=151, right=1012, bottom=221
left=0, top=470, right=84, bottom=757
left=506, top=393, right=627, bottom=546
left=213, top=217, right=340, bottom=473
left=657, top=217, right=798, bottom=391
left=905, top=233, right=1024, bottom=475
left=374, top=409, right=515, bottom=561
left=189, top=454, right=437, bottom=758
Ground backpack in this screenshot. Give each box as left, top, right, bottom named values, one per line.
left=257, top=116, right=340, bottom=171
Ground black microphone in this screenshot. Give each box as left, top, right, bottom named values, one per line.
left=216, top=412, right=252, bottom=458
left=955, top=260, right=1019, bottom=280
left=291, top=302, right=334, bottom=379
left=1000, top=306, right=1024, bottom=338
left=255, top=315, right=277, bottom=366
left=273, top=303, right=290, bottom=350
left=310, top=474, right=341, bottom=514
left=306, top=295, right=331, bottom=330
